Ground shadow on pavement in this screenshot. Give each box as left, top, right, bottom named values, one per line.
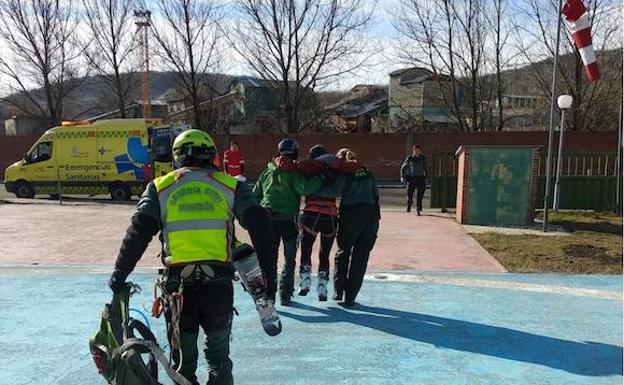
left=279, top=302, right=623, bottom=377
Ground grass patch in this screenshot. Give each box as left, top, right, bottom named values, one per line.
left=541, top=211, right=622, bottom=235
left=472, top=211, right=622, bottom=273
left=473, top=232, right=622, bottom=273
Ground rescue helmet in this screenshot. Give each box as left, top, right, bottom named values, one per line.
left=277, top=138, right=299, bottom=159
left=172, top=129, right=217, bottom=167
left=309, top=144, right=328, bottom=160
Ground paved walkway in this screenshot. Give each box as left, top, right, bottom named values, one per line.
left=0, top=270, right=621, bottom=385
left=0, top=201, right=504, bottom=272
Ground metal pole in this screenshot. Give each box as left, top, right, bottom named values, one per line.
left=542, top=0, right=565, bottom=232
left=616, top=100, right=623, bottom=214
left=56, top=166, right=63, bottom=206
left=553, top=109, right=566, bottom=211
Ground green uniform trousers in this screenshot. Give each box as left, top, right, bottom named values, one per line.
left=166, top=281, right=234, bottom=385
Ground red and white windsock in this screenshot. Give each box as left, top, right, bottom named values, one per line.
left=562, top=0, right=600, bottom=81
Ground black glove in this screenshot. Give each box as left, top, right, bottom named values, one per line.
left=108, top=269, right=127, bottom=292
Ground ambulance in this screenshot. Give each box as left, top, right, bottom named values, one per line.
left=3, top=118, right=189, bottom=200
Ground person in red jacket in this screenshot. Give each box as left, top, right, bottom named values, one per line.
left=223, top=141, right=245, bottom=176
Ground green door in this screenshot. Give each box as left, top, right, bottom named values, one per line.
left=467, top=148, right=532, bottom=226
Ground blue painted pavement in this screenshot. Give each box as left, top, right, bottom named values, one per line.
left=0, top=269, right=621, bottom=385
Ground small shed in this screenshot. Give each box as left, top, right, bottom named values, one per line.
left=455, top=145, right=540, bottom=226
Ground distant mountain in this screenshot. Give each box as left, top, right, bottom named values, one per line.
left=0, top=71, right=237, bottom=122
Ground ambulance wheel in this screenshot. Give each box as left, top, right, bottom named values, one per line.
left=110, top=184, right=131, bottom=201
left=14, top=181, right=35, bottom=199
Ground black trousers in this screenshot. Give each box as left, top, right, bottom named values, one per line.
left=264, top=220, right=299, bottom=300
left=299, top=211, right=337, bottom=274
left=406, top=175, right=426, bottom=211
left=334, top=204, right=379, bottom=303
left=165, top=280, right=234, bottom=385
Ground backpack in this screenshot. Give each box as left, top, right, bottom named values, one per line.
left=89, top=283, right=191, bottom=385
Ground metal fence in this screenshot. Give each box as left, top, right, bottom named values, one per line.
left=430, top=151, right=620, bottom=211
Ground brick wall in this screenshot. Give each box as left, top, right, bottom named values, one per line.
left=0, top=136, right=39, bottom=176
left=0, top=131, right=618, bottom=179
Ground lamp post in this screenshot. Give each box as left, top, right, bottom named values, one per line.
left=542, top=0, right=565, bottom=231
left=553, top=94, right=573, bottom=212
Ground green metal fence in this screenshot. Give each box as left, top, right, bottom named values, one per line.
left=430, top=151, right=619, bottom=211
left=430, top=152, right=457, bottom=209
left=535, top=176, right=618, bottom=210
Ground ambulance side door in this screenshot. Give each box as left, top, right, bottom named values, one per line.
left=23, top=140, right=56, bottom=183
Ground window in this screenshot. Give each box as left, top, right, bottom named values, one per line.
left=27, top=141, right=53, bottom=163
left=150, top=135, right=173, bottom=162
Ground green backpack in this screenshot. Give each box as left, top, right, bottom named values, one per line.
left=89, top=284, right=191, bottom=385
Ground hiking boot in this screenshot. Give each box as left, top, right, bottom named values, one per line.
left=298, top=265, right=312, bottom=296
left=317, top=271, right=329, bottom=301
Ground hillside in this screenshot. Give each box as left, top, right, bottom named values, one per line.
left=0, top=71, right=235, bottom=123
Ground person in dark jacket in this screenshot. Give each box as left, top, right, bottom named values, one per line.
left=334, top=148, right=380, bottom=307
left=400, top=145, right=427, bottom=215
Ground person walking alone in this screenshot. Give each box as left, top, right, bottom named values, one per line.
left=400, top=145, right=427, bottom=215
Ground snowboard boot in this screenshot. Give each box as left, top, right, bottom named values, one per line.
left=298, top=265, right=312, bottom=296
left=232, top=243, right=282, bottom=337
left=317, top=271, right=329, bottom=301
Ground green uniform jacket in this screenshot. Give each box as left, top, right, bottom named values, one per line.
left=253, top=161, right=322, bottom=221
left=138, top=170, right=260, bottom=225
left=112, top=166, right=272, bottom=280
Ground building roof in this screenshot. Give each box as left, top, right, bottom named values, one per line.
left=390, top=67, right=451, bottom=86
left=326, top=84, right=388, bottom=117
left=389, top=67, right=431, bottom=78
left=341, top=97, right=387, bottom=118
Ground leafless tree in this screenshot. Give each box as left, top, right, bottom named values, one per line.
left=82, top=0, right=139, bottom=117
left=484, top=0, right=515, bottom=131
left=148, top=0, right=223, bottom=130
left=230, top=0, right=373, bottom=133
left=394, top=0, right=489, bottom=132
left=513, top=0, right=622, bottom=131
left=0, top=0, right=84, bottom=126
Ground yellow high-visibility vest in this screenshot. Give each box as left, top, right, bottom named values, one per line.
left=154, top=168, right=237, bottom=265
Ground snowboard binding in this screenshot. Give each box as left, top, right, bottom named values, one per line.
left=232, top=243, right=282, bottom=337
